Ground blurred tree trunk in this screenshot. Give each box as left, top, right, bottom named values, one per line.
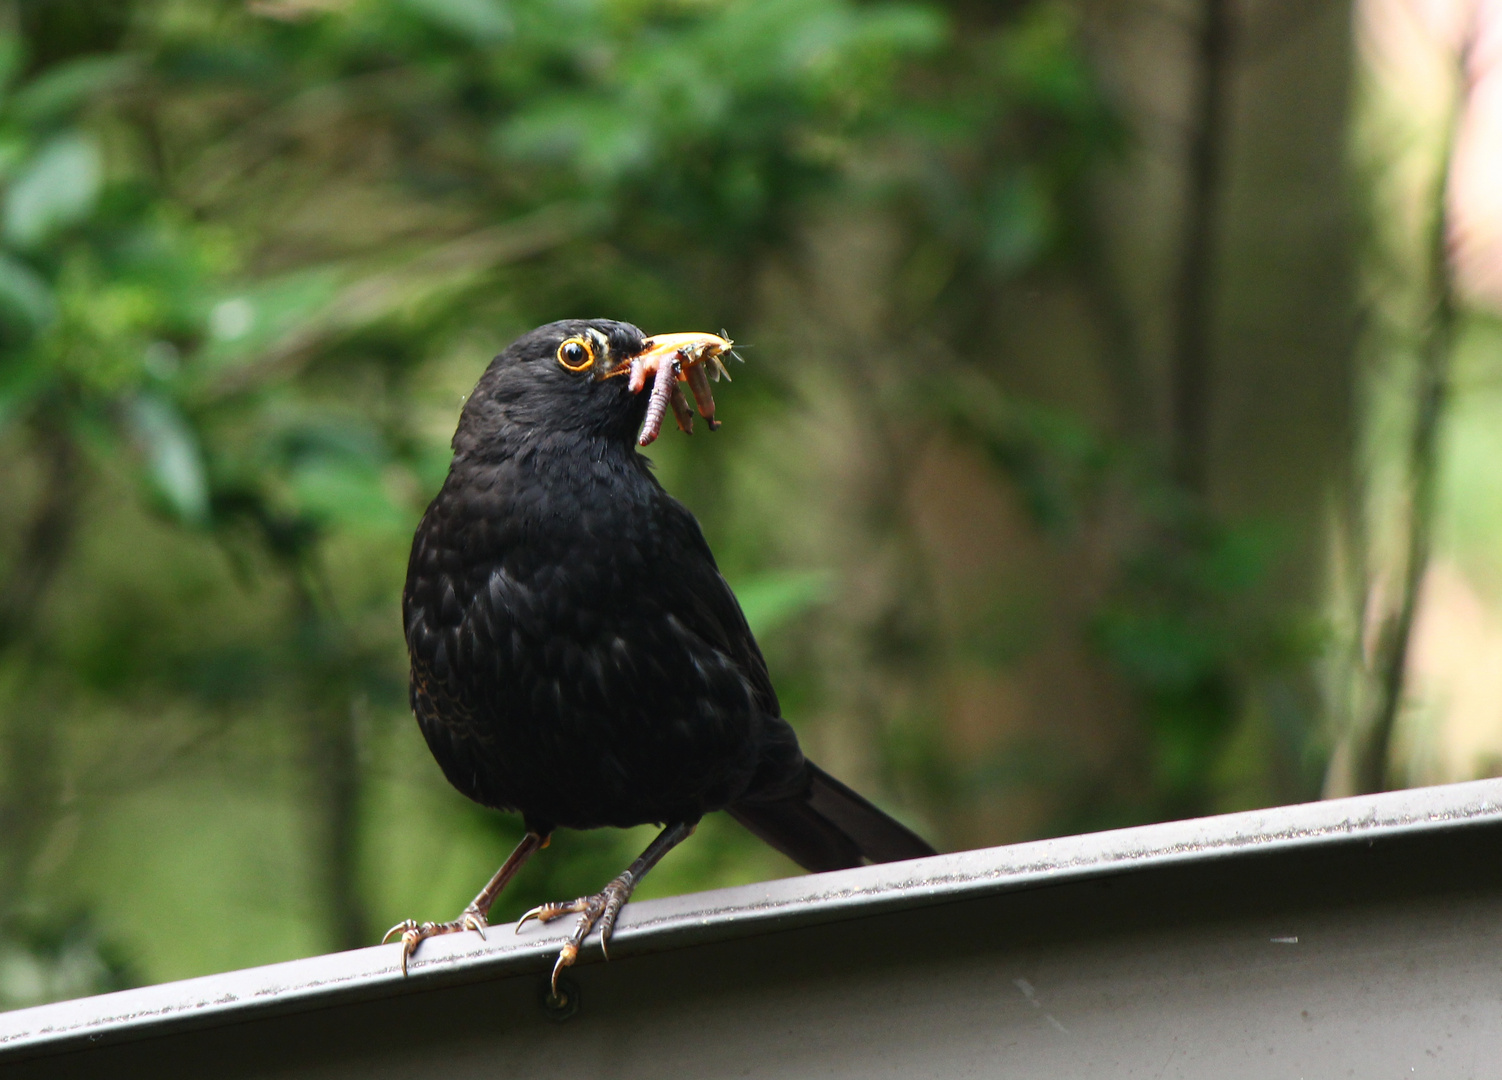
left=1350, top=179, right=1454, bottom=794
left=0, top=413, right=80, bottom=654
left=306, top=696, right=370, bottom=951
left=0, top=413, right=79, bottom=917
left=1169, top=0, right=1233, bottom=495
left=290, top=564, right=371, bottom=952
left=1083, top=0, right=1359, bottom=805
left=1325, top=14, right=1472, bottom=797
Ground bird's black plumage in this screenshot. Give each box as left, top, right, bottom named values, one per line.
left=395, top=319, right=934, bottom=980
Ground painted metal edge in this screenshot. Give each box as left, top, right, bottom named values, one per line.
left=3, top=776, right=1501, bottom=1060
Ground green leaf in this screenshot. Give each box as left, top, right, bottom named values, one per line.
left=288, top=459, right=407, bottom=532
left=0, top=252, right=56, bottom=338
left=0, top=351, right=49, bottom=434
left=400, top=0, right=512, bottom=44
left=126, top=394, right=208, bottom=525
left=499, top=98, right=655, bottom=183
left=4, top=132, right=103, bottom=249
left=0, top=36, right=25, bottom=100
left=729, top=570, right=832, bottom=637
left=191, top=269, right=341, bottom=382
left=983, top=169, right=1050, bottom=272
left=10, top=54, right=138, bottom=126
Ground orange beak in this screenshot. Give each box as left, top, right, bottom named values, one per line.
left=614, top=331, right=736, bottom=445
left=600, top=331, right=733, bottom=384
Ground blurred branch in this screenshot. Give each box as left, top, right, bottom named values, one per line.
left=199, top=204, right=591, bottom=400
left=1239, top=0, right=1345, bottom=65
left=0, top=410, right=79, bottom=918
left=0, top=706, right=60, bottom=919
left=1168, top=0, right=1234, bottom=494
left=0, top=410, right=81, bottom=653
left=288, top=543, right=370, bottom=951
left=1077, top=202, right=1155, bottom=441
left=306, top=687, right=369, bottom=952
left=1351, top=34, right=1471, bottom=795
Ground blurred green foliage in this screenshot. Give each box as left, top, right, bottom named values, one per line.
left=0, top=0, right=1335, bottom=1007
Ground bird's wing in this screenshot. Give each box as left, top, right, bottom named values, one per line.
left=403, top=498, right=512, bottom=809
left=652, top=493, right=782, bottom=721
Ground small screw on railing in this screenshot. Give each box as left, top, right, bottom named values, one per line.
left=539, top=976, right=581, bottom=1022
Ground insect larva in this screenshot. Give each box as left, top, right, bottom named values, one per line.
left=669, top=384, right=695, bottom=434
left=684, top=362, right=719, bottom=430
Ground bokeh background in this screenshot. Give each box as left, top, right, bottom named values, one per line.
left=0, top=0, right=1499, bottom=1007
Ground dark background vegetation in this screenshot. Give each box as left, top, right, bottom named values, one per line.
left=0, top=0, right=1497, bottom=1005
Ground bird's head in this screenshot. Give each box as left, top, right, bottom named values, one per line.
left=452, top=319, right=733, bottom=457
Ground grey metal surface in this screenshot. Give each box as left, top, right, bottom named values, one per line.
left=3, top=778, right=1502, bottom=1077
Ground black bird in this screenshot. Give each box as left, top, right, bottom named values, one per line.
left=388, top=319, right=936, bottom=990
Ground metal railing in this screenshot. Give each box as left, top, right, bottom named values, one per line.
left=4, top=778, right=1502, bottom=1077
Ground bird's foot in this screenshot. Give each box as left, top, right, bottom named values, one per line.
left=382, top=905, right=488, bottom=976
left=517, top=870, right=638, bottom=994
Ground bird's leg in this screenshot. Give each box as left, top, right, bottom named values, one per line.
left=518, top=820, right=696, bottom=994
left=383, top=830, right=547, bottom=975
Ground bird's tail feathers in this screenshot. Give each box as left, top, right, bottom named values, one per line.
left=729, top=762, right=935, bottom=874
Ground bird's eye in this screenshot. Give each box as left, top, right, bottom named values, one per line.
left=556, top=338, right=594, bottom=372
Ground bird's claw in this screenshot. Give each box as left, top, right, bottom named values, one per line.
left=383, top=906, right=489, bottom=976
left=516, top=898, right=590, bottom=930
left=517, top=871, right=638, bottom=994
left=551, top=943, right=579, bottom=993
left=381, top=919, right=416, bottom=945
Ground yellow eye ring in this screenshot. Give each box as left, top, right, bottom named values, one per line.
left=557, top=337, right=594, bottom=372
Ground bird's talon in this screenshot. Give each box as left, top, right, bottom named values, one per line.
left=517, top=898, right=590, bottom=932
left=524, top=873, right=636, bottom=975
left=516, top=905, right=545, bottom=931
left=597, top=910, right=622, bottom=957
left=385, top=913, right=494, bottom=976
left=381, top=919, right=417, bottom=945
left=551, top=943, right=579, bottom=995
